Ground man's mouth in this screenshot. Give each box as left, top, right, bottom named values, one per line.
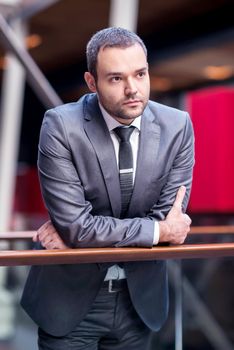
left=123, top=99, right=141, bottom=106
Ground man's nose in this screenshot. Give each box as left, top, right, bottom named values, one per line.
left=125, top=78, right=137, bottom=96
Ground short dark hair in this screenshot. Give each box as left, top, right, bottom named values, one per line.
left=86, top=27, right=147, bottom=80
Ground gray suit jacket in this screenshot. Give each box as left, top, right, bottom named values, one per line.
left=21, top=93, right=194, bottom=336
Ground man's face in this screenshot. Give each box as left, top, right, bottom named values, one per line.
left=85, top=44, right=150, bottom=125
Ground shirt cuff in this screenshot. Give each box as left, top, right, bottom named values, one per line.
left=153, top=221, right=160, bottom=245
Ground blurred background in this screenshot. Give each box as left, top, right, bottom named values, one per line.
left=0, top=0, right=234, bottom=349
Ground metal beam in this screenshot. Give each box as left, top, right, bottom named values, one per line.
left=0, top=20, right=26, bottom=231
left=0, top=13, right=62, bottom=108
left=8, top=0, right=60, bottom=21
left=109, top=0, right=139, bottom=32
left=0, top=18, right=27, bottom=340
left=169, top=261, right=234, bottom=350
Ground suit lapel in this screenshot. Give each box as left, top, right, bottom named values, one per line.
left=128, top=104, right=161, bottom=216
left=83, top=95, right=121, bottom=217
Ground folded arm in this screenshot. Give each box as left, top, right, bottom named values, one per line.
left=35, top=185, right=191, bottom=249
left=37, top=109, right=194, bottom=249
left=38, top=110, right=154, bottom=249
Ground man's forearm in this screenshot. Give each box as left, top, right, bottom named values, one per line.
left=37, top=186, right=191, bottom=249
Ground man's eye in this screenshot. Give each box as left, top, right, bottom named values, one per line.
left=137, top=72, right=146, bottom=78
left=111, top=77, right=121, bottom=82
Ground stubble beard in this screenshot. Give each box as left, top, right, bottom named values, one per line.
left=100, top=96, right=148, bottom=121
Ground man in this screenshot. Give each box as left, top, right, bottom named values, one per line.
left=21, top=27, right=194, bottom=349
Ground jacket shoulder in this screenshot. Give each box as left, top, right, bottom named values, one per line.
left=148, top=100, right=188, bottom=117
left=147, top=100, right=191, bottom=129
left=46, top=94, right=94, bottom=121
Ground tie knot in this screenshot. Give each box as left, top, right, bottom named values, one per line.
left=114, top=126, right=135, bottom=142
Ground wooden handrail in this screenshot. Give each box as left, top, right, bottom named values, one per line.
left=0, top=226, right=234, bottom=267
left=1, top=226, right=234, bottom=240
left=0, top=242, right=234, bottom=266
left=190, top=225, right=234, bottom=234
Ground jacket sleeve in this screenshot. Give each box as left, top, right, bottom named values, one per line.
left=147, top=113, right=195, bottom=221
left=38, top=109, right=154, bottom=248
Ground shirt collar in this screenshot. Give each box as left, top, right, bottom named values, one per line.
left=99, top=102, right=141, bottom=132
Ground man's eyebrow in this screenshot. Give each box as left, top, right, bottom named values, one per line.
left=135, top=67, right=148, bottom=74
left=105, top=67, right=148, bottom=77
left=105, top=72, right=123, bottom=77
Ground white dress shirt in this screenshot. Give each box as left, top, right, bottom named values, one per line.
left=99, top=103, right=159, bottom=280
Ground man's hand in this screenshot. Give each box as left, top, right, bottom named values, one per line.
left=33, top=220, right=68, bottom=249
left=159, top=186, right=191, bottom=245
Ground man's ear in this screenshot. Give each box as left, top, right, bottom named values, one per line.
left=84, top=72, right=97, bottom=92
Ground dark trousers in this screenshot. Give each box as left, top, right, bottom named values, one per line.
left=38, top=280, right=152, bottom=350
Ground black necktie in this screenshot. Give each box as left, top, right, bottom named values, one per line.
left=114, top=126, right=135, bottom=218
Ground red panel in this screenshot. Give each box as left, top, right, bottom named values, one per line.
left=186, top=86, right=234, bottom=212
left=14, top=167, right=47, bottom=214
